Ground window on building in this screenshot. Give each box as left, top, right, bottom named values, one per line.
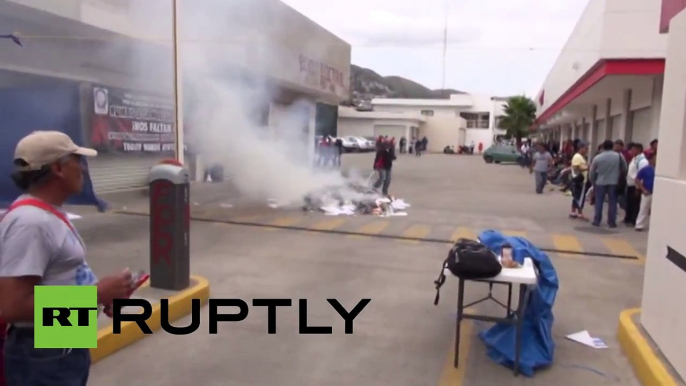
left=460, top=112, right=489, bottom=129
left=495, top=116, right=506, bottom=129
left=421, top=110, right=434, bottom=116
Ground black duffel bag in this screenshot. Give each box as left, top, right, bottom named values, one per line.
left=433, top=238, right=503, bottom=305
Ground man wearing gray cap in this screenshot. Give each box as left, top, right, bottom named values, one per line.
left=0, top=131, right=133, bottom=385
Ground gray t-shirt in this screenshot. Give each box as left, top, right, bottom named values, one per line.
left=533, top=151, right=552, bottom=172
left=590, top=151, right=627, bottom=186
left=0, top=195, right=98, bottom=326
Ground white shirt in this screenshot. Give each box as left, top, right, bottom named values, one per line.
left=627, top=154, right=648, bottom=186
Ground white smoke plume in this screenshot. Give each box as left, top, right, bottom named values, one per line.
left=177, top=0, right=361, bottom=205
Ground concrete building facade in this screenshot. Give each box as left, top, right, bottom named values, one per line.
left=338, top=93, right=506, bottom=152
left=535, top=0, right=667, bottom=157
left=338, top=107, right=426, bottom=141
left=0, top=0, right=350, bottom=193
left=640, top=0, right=686, bottom=381
left=337, top=106, right=468, bottom=153
left=536, top=0, right=686, bottom=379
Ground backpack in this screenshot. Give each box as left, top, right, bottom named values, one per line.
left=433, top=238, right=503, bottom=305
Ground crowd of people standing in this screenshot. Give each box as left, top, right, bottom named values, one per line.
left=314, top=136, right=343, bottom=168
left=398, top=136, right=428, bottom=156
left=528, top=137, right=658, bottom=231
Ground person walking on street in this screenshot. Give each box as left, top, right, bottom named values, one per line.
left=530, top=143, right=553, bottom=194
left=635, top=151, right=656, bottom=231
left=334, top=137, right=343, bottom=167
left=623, top=143, right=648, bottom=226
left=0, top=131, right=134, bottom=386
left=372, top=142, right=395, bottom=196
left=569, top=142, right=590, bottom=220
left=399, top=137, right=406, bottom=154
left=414, top=137, right=422, bottom=157
left=589, top=139, right=628, bottom=228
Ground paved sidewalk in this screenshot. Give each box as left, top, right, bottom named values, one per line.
left=74, top=154, right=644, bottom=385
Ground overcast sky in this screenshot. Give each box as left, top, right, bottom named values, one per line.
left=281, top=0, right=589, bottom=98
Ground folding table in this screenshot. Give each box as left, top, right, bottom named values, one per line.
left=445, top=257, right=538, bottom=376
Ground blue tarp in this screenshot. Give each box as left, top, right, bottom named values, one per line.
left=0, top=85, right=106, bottom=210
left=477, top=229, right=560, bottom=377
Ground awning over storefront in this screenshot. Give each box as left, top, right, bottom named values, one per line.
left=535, top=59, right=665, bottom=125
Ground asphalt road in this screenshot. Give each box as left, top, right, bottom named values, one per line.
left=76, top=153, right=644, bottom=386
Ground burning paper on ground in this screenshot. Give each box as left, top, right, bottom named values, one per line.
left=301, top=182, right=411, bottom=217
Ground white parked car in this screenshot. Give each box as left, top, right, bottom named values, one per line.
left=352, top=137, right=375, bottom=152
left=338, top=137, right=360, bottom=152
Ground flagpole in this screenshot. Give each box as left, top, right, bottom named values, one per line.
left=441, top=0, right=448, bottom=95
left=172, top=0, right=185, bottom=164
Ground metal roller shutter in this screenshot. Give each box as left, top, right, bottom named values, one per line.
left=88, top=155, right=165, bottom=194
left=596, top=119, right=606, bottom=144
left=582, top=123, right=589, bottom=141
left=630, top=108, right=652, bottom=147
left=610, top=115, right=621, bottom=140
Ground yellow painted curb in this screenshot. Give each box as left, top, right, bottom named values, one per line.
left=617, top=308, right=678, bottom=386
left=91, top=275, right=211, bottom=363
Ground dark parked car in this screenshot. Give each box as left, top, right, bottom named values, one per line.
left=482, top=144, right=522, bottom=164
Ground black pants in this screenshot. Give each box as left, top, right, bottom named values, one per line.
left=571, top=180, right=589, bottom=212
left=624, top=186, right=641, bottom=225
left=4, top=326, right=90, bottom=386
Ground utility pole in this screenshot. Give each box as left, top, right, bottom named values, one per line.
left=172, top=0, right=185, bottom=164
left=441, top=0, right=448, bottom=97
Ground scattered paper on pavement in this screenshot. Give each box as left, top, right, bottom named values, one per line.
left=321, top=204, right=356, bottom=216
left=382, top=212, right=408, bottom=217
left=391, top=199, right=411, bottom=210
left=566, top=330, right=608, bottom=349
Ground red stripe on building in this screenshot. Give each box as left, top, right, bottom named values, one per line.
left=536, top=59, right=665, bottom=124
left=660, top=0, right=686, bottom=33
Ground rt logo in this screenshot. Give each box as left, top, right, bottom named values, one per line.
left=34, top=286, right=99, bottom=349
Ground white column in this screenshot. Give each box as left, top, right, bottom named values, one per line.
left=589, top=105, right=598, bottom=158
left=307, top=100, right=317, bottom=167
left=559, top=126, right=565, bottom=149
left=649, top=75, right=664, bottom=143
left=618, top=89, right=632, bottom=141
left=489, top=99, right=497, bottom=140
left=172, top=0, right=184, bottom=165
left=605, top=98, right=612, bottom=140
